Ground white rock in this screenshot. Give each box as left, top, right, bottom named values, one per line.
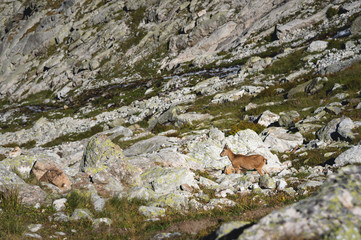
left=307, top=40, right=328, bottom=52
left=334, top=145, right=361, bottom=167
left=256, top=110, right=280, bottom=127
left=53, top=198, right=67, bottom=212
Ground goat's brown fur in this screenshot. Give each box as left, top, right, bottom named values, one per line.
left=220, top=144, right=268, bottom=176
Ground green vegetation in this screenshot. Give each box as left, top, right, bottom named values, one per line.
left=290, top=148, right=344, bottom=170
left=66, top=190, right=93, bottom=212
left=326, top=7, right=339, bottom=19
left=1, top=140, right=36, bottom=149
left=0, top=187, right=317, bottom=239
left=41, top=125, right=103, bottom=148
left=263, top=49, right=305, bottom=75
left=227, top=121, right=265, bottom=136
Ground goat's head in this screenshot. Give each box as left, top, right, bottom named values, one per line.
left=220, top=144, right=230, bottom=157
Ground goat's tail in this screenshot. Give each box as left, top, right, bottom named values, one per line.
left=264, top=157, right=268, bottom=165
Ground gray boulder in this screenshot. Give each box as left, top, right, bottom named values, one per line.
left=334, top=145, right=361, bottom=167
left=307, top=40, right=328, bottom=52
left=124, top=136, right=179, bottom=157
left=80, top=134, right=141, bottom=189
left=262, top=127, right=303, bottom=152
left=0, top=167, right=47, bottom=206
left=141, top=167, right=199, bottom=195
left=351, top=16, right=361, bottom=35
left=316, top=117, right=355, bottom=143
left=256, top=110, right=279, bottom=127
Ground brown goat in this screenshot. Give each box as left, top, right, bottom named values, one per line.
left=220, top=144, right=268, bottom=176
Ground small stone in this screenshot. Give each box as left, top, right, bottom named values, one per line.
left=139, top=206, right=166, bottom=219
left=53, top=198, right=67, bottom=211
left=24, top=233, right=42, bottom=239
left=70, top=209, right=93, bottom=221
left=28, top=224, right=43, bottom=233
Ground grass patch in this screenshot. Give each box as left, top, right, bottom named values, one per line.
left=1, top=140, right=36, bottom=149
left=227, top=121, right=265, bottom=136
left=42, top=125, right=103, bottom=147
left=112, top=134, right=153, bottom=149
left=263, top=49, right=305, bottom=75
left=290, top=148, right=343, bottom=170
left=66, top=190, right=93, bottom=212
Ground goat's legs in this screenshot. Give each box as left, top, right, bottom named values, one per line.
left=263, top=168, right=269, bottom=175
left=256, top=168, right=264, bottom=176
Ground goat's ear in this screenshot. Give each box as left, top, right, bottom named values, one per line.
left=224, top=144, right=228, bottom=149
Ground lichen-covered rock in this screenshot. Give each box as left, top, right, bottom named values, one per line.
left=262, top=127, right=303, bottom=152
left=0, top=167, right=48, bottom=206
left=204, top=198, right=236, bottom=211
left=0, top=154, right=41, bottom=179
left=139, top=206, right=166, bottom=219
left=259, top=175, right=276, bottom=190
left=127, top=186, right=157, bottom=201
left=236, top=165, right=361, bottom=239
left=53, top=198, right=67, bottom=212
left=334, top=145, right=361, bottom=167
left=80, top=135, right=141, bottom=189
left=151, top=192, right=192, bottom=210
left=141, top=167, right=199, bottom=194
left=70, top=208, right=93, bottom=221
left=215, top=221, right=251, bottom=240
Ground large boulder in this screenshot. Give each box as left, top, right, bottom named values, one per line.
left=220, top=165, right=361, bottom=239
left=307, top=40, right=328, bottom=52
left=262, top=127, right=303, bottom=152
left=350, top=15, right=361, bottom=35
left=334, top=145, right=361, bottom=167
left=141, top=167, right=199, bottom=195
left=316, top=117, right=355, bottom=143
left=0, top=167, right=48, bottom=206
left=256, top=110, right=280, bottom=127
left=80, top=135, right=141, bottom=191
left=124, top=136, right=179, bottom=157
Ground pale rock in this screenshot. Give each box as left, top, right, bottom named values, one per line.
left=308, top=40, right=328, bottom=52
left=70, top=209, right=93, bottom=221
left=139, top=206, right=165, bottom=218
left=262, top=127, right=303, bottom=152
left=256, top=110, right=280, bottom=127
left=53, top=198, right=67, bottom=211
left=334, top=145, right=361, bottom=167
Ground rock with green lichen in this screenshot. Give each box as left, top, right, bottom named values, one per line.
left=215, top=221, right=251, bottom=240
left=150, top=192, right=192, bottom=210
left=139, top=206, right=166, bottom=219
left=234, top=165, right=361, bottom=239
left=141, top=167, right=199, bottom=194
left=259, top=175, right=276, bottom=190
left=70, top=208, right=93, bottom=221
left=0, top=166, right=48, bottom=206
left=80, top=134, right=142, bottom=192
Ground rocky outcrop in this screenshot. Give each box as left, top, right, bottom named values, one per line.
left=80, top=134, right=141, bottom=193
left=217, top=165, right=361, bottom=239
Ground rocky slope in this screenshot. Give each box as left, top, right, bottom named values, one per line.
left=0, top=0, right=361, bottom=239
